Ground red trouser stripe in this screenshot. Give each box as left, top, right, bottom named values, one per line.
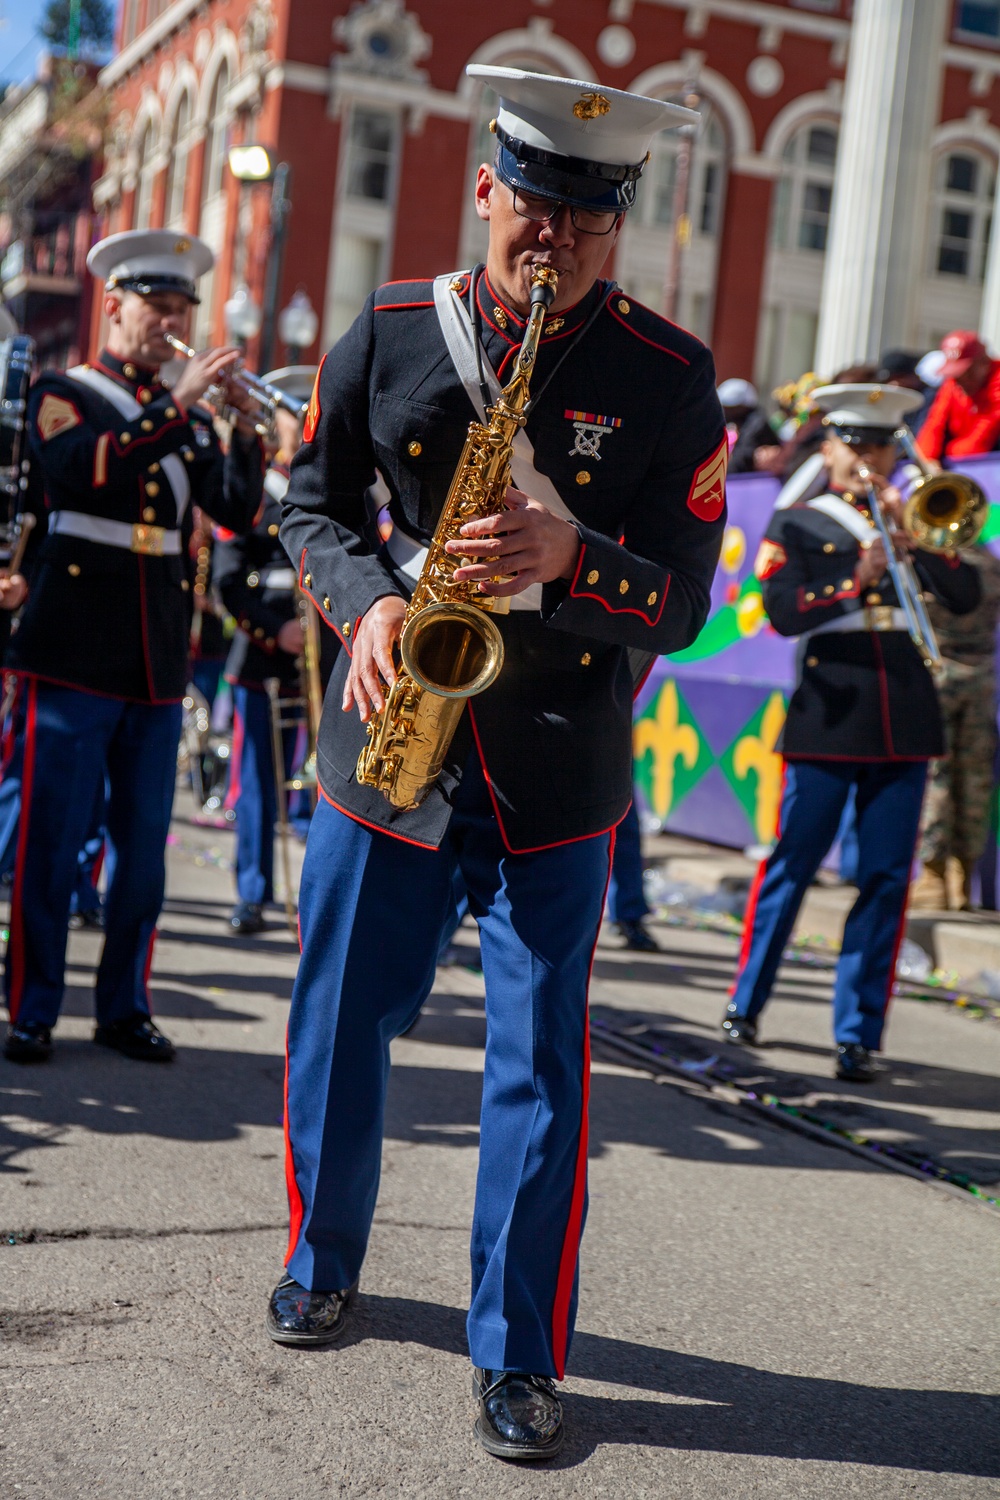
left=7, top=679, right=38, bottom=1023
left=283, top=1024, right=305, bottom=1264
left=550, top=826, right=616, bottom=1379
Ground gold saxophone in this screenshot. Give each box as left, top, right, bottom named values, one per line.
left=356, top=263, right=560, bottom=810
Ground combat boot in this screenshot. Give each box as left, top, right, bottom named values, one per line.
left=946, top=856, right=974, bottom=912
left=909, top=858, right=947, bottom=910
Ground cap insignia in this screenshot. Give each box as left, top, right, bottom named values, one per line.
left=174, top=238, right=191, bottom=254
left=867, top=389, right=883, bottom=403
left=573, top=92, right=611, bottom=121
left=544, top=318, right=565, bottom=335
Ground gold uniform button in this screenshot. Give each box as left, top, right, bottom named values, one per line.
left=618, top=299, right=630, bottom=314
left=823, top=585, right=834, bottom=595
left=342, top=620, right=352, bottom=637
left=119, top=432, right=131, bottom=445
left=647, top=591, right=657, bottom=606
left=619, top=579, right=629, bottom=595
left=841, top=579, right=853, bottom=589
left=266, top=638, right=275, bottom=648
left=68, top=563, right=80, bottom=577
left=303, top=572, right=312, bottom=588
left=805, top=591, right=815, bottom=601
left=576, top=470, right=591, bottom=485
left=806, top=655, right=818, bottom=667
left=248, top=572, right=260, bottom=588
left=148, top=461, right=160, bottom=473
left=181, top=578, right=190, bottom=591
left=165, top=406, right=177, bottom=419
left=122, top=362, right=136, bottom=380
left=140, top=419, right=154, bottom=432
left=253, top=627, right=265, bottom=639
left=145, top=481, right=159, bottom=497
left=142, top=506, right=156, bottom=522
left=587, top=569, right=600, bottom=585
left=183, top=448, right=194, bottom=462
left=867, top=591, right=882, bottom=604
left=407, top=440, right=422, bottom=457
left=268, top=524, right=279, bottom=536
left=139, top=389, right=152, bottom=405
left=581, top=652, right=591, bottom=666
left=823, top=542, right=835, bottom=553
left=323, top=596, right=331, bottom=611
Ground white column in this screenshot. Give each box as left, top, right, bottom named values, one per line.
left=814, top=0, right=949, bottom=377
left=980, top=174, right=1000, bottom=351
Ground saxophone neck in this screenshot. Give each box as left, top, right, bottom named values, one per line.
left=493, top=266, right=560, bottom=423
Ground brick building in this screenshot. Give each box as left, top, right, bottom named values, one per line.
left=93, top=0, right=1000, bottom=386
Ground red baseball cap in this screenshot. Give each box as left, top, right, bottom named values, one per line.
left=939, top=330, right=988, bottom=380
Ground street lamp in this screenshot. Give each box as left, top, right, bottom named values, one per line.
left=227, top=144, right=292, bottom=372
left=223, top=283, right=263, bottom=345
left=277, top=289, right=319, bottom=362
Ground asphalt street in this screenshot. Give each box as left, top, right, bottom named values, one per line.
left=1, top=793, right=998, bottom=1499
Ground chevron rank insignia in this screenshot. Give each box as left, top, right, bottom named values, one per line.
left=36, top=394, right=82, bottom=442
left=754, top=539, right=788, bottom=580
left=686, top=437, right=728, bottom=522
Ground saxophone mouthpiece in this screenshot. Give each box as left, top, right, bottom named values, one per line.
left=530, top=265, right=560, bottom=309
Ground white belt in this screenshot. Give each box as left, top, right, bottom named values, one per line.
left=262, top=566, right=296, bottom=590
left=383, top=520, right=542, bottom=611
left=807, top=607, right=907, bottom=638
left=50, top=510, right=182, bottom=557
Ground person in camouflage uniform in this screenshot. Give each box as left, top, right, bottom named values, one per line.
left=913, top=545, right=1000, bottom=910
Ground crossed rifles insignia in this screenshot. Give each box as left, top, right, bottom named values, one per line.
left=565, top=408, right=622, bottom=461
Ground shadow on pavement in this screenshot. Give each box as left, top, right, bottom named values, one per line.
left=339, top=1292, right=1000, bottom=1476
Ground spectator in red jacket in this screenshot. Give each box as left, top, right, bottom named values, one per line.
left=917, top=331, right=1000, bottom=460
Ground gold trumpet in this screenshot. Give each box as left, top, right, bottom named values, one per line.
left=163, top=333, right=306, bottom=438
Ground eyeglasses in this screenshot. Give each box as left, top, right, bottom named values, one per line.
left=510, top=186, right=621, bottom=237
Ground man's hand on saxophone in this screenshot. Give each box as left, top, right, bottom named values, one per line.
left=447, top=486, right=581, bottom=596
left=342, top=595, right=406, bottom=723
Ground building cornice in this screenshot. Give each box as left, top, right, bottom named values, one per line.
left=100, top=0, right=205, bottom=87
left=631, top=0, right=848, bottom=44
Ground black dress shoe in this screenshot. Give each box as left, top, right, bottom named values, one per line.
left=93, top=1016, right=175, bottom=1062
left=614, top=918, right=659, bottom=952
left=4, top=1022, right=52, bottom=1063
left=229, top=901, right=264, bottom=935
left=835, top=1043, right=877, bottom=1083
left=266, top=1273, right=357, bottom=1347
left=721, top=1012, right=757, bottom=1046
left=473, top=1368, right=564, bottom=1461
left=68, top=906, right=105, bottom=931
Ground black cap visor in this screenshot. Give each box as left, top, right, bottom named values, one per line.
left=828, top=424, right=898, bottom=447
left=109, top=273, right=200, bottom=305
left=494, top=128, right=642, bottom=212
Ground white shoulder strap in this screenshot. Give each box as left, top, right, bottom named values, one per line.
left=64, top=364, right=192, bottom=523
left=432, top=273, right=576, bottom=524
left=806, top=493, right=878, bottom=545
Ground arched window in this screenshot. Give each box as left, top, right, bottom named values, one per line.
left=931, top=149, right=994, bottom=281
left=164, top=91, right=194, bottom=230
left=770, top=123, right=838, bottom=253
left=133, top=121, right=157, bottom=231
left=194, top=64, right=231, bottom=343
left=614, top=98, right=728, bottom=340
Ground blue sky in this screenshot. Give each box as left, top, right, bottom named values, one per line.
left=0, top=0, right=64, bottom=85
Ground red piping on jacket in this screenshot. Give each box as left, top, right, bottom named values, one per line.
left=567, top=545, right=669, bottom=626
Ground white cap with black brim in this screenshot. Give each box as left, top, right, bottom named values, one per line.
left=467, top=65, right=699, bottom=212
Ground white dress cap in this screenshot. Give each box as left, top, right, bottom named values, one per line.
left=259, top=365, right=317, bottom=407
left=811, top=383, right=924, bottom=434
left=468, top=65, right=698, bottom=169
left=87, top=229, right=215, bottom=302
left=717, top=378, right=758, bottom=407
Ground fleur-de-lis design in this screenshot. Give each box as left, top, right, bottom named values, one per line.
left=731, top=692, right=786, bottom=842
left=633, top=680, right=700, bottom=819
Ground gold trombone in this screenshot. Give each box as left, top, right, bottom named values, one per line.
left=264, top=593, right=324, bottom=934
